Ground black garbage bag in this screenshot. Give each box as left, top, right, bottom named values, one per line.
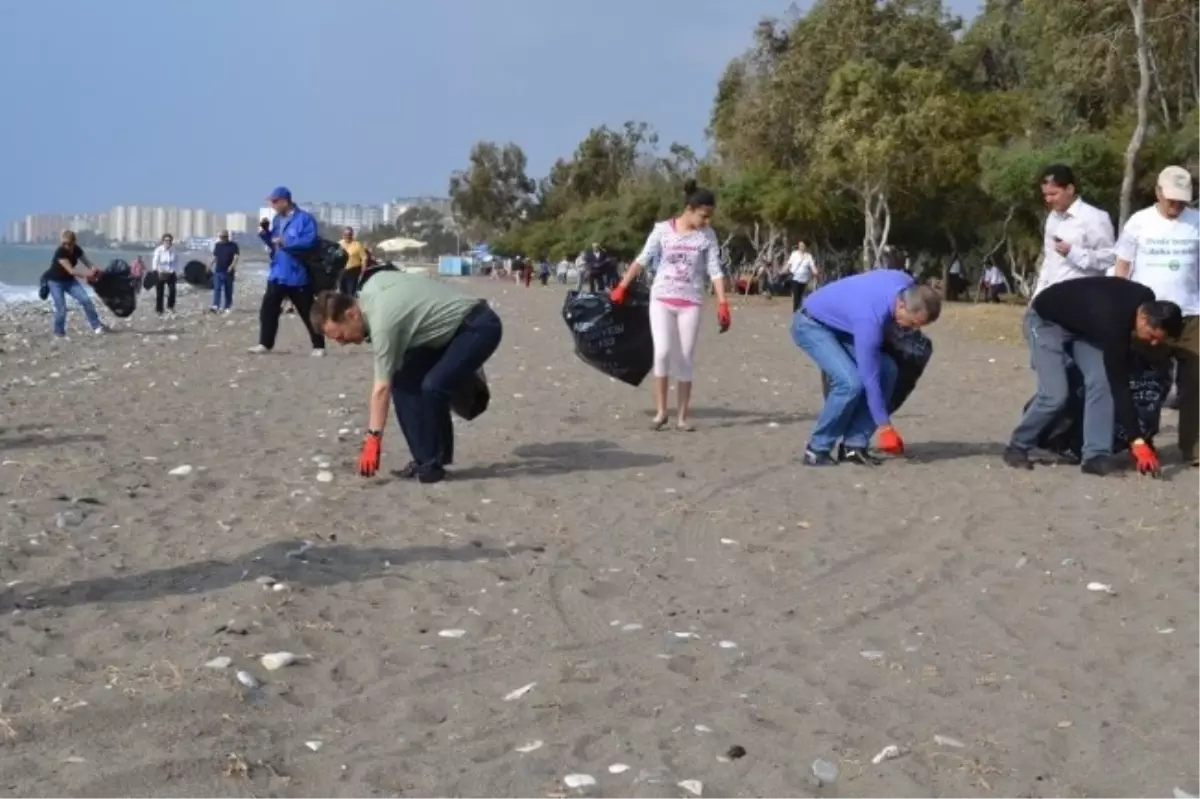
left=182, top=260, right=211, bottom=289
left=1025, top=357, right=1171, bottom=461
left=38, top=269, right=52, bottom=301
left=561, top=286, right=653, bottom=387
left=295, top=239, right=348, bottom=293
left=451, top=368, right=491, bottom=420
left=142, top=271, right=160, bottom=291
left=820, top=323, right=933, bottom=415
left=91, top=259, right=139, bottom=318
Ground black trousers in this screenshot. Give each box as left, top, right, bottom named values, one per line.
left=392, top=304, right=503, bottom=470
left=155, top=272, right=177, bottom=314
left=791, top=280, right=807, bottom=312
left=258, top=281, right=324, bottom=350
left=339, top=268, right=361, bottom=296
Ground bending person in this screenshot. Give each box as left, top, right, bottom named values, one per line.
left=311, top=272, right=503, bottom=484
left=610, top=179, right=730, bottom=431
left=792, top=271, right=942, bottom=466
left=1005, top=275, right=1182, bottom=477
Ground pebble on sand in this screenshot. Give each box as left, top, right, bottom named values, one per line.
left=503, top=682, right=537, bottom=701
left=168, top=465, right=194, bottom=476
left=933, top=734, right=965, bottom=748
left=608, top=763, right=630, bottom=774
left=871, top=744, right=901, bottom=764
left=316, top=470, right=334, bottom=483
left=204, top=656, right=232, bottom=670
left=305, top=740, right=323, bottom=752
left=235, top=670, right=260, bottom=688
left=438, top=629, right=467, bottom=638
left=563, top=774, right=596, bottom=789
left=718, top=640, right=738, bottom=649
left=515, top=740, right=544, bottom=753
left=260, top=652, right=297, bottom=671
left=678, top=779, right=703, bottom=795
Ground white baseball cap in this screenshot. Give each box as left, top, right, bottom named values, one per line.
left=1157, top=166, right=1193, bottom=202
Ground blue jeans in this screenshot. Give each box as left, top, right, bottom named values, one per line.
left=791, top=311, right=898, bottom=452
left=391, top=304, right=503, bottom=469
left=211, top=270, right=233, bottom=309
left=1011, top=311, right=1114, bottom=461
left=48, top=280, right=102, bottom=336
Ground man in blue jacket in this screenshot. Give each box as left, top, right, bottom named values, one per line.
left=248, top=186, right=326, bottom=356
left=791, top=270, right=942, bottom=466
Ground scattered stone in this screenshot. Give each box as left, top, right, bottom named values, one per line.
left=608, top=763, right=630, bottom=774
left=563, top=774, right=596, bottom=789
left=254, top=575, right=276, bottom=586
left=812, top=759, right=839, bottom=783
left=438, top=629, right=467, bottom=639
left=260, top=652, right=297, bottom=671
left=217, top=619, right=249, bottom=635
left=621, top=623, right=644, bottom=632
left=503, top=682, right=537, bottom=701
left=933, top=734, right=964, bottom=748
left=168, top=465, right=193, bottom=477
left=694, top=724, right=712, bottom=733
left=63, top=756, right=87, bottom=764
left=305, top=740, right=323, bottom=752
left=678, top=779, right=703, bottom=796
left=316, top=470, right=334, bottom=483
left=1056, top=720, right=1073, bottom=729
left=235, top=670, right=259, bottom=689
left=718, top=640, right=738, bottom=649
left=55, top=510, right=83, bottom=528
left=860, top=650, right=885, bottom=661
left=515, top=740, right=544, bottom=753
left=271, top=582, right=289, bottom=592
left=1087, top=582, right=1116, bottom=594
left=726, top=745, right=746, bottom=759
left=204, top=656, right=232, bottom=670
left=720, top=537, right=738, bottom=545
left=871, top=744, right=901, bottom=764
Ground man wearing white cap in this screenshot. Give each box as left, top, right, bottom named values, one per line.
left=1115, top=166, right=1200, bottom=465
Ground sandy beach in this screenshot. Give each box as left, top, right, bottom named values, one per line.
left=0, top=275, right=1196, bottom=798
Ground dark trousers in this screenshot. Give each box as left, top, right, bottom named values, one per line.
left=339, top=268, right=361, bottom=296
left=1150, top=315, right=1199, bottom=462
left=154, top=272, right=177, bottom=314
left=791, top=280, right=807, bottom=312
left=586, top=271, right=602, bottom=293
left=258, top=281, right=324, bottom=350
left=391, top=304, right=503, bottom=470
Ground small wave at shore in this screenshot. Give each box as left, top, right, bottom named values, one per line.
left=0, top=266, right=269, bottom=307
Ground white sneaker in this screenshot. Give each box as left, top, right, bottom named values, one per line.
left=311, top=349, right=326, bottom=358
left=92, top=326, right=105, bottom=335
left=222, top=308, right=233, bottom=315
left=247, top=344, right=270, bottom=354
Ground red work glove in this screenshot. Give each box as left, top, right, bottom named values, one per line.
left=358, top=433, right=382, bottom=476
left=717, top=300, right=731, bottom=333
left=609, top=284, right=627, bottom=305
left=1130, top=438, right=1161, bottom=477
left=877, top=424, right=904, bottom=456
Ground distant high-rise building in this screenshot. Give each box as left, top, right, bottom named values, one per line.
left=225, top=212, right=250, bottom=233
left=178, top=208, right=194, bottom=240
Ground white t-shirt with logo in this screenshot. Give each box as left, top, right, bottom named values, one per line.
left=1115, top=206, right=1200, bottom=316
left=637, top=219, right=723, bottom=304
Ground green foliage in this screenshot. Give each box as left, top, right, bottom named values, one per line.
left=445, top=0, right=1197, bottom=281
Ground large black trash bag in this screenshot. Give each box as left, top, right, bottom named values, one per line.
left=451, top=368, right=491, bottom=420
left=91, top=259, right=139, bottom=318
left=295, top=239, right=348, bottom=293
left=1025, top=356, right=1171, bottom=461
left=819, top=323, right=933, bottom=415
left=38, top=269, right=52, bottom=300
left=182, top=260, right=211, bottom=289
left=142, top=271, right=159, bottom=291
left=561, top=286, right=654, bottom=387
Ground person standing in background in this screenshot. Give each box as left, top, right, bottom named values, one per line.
left=248, top=186, right=326, bottom=356
left=981, top=263, right=1009, bottom=302
left=338, top=227, right=366, bottom=295
left=786, top=241, right=818, bottom=312
left=150, top=233, right=179, bottom=318
left=208, top=229, right=239, bottom=313
left=1114, top=165, right=1200, bottom=466
left=46, top=229, right=105, bottom=338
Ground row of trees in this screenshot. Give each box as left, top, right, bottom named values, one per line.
left=446, top=0, right=1198, bottom=289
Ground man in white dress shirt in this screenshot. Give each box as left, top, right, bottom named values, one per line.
left=1114, top=165, right=1200, bottom=466
left=786, top=241, right=818, bottom=312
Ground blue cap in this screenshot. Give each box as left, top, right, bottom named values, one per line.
left=268, top=186, right=292, bottom=201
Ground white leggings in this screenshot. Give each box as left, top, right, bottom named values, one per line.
left=649, top=300, right=701, bottom=381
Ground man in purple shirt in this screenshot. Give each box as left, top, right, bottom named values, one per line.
left=791, top=270, right=942, bottom=465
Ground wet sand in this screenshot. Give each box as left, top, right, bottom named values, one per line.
left=0, top=277, right=1196, bottom=797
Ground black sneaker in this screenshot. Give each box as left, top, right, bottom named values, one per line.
left=1002, top=446, right=1033, bottom=470
left=1081, top=456, right=1120, bottom=476
left=840, top=446, right=881, bottom=466
left=417, top=464, right=447, bottom=484
left=801, top=446, right=838, bottom=466
left=393, top=461, right=419, bottom=479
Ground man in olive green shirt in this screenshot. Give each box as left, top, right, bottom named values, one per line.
left=311, top=270, right=503, bottom=483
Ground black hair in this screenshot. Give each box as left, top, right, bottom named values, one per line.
left=1141, top=300, right=1184, bottom=338
left=684, top=178, right=716, bottom=208
left=1041, top=164, right=1077, bottom=190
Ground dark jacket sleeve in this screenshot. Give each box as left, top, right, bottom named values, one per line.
left=1099, top=336, right=1143, bottom=443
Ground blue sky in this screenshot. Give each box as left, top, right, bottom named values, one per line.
left=0, top=0, right=980, bottom=222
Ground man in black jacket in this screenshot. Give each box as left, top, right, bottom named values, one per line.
left=1004, top=275, right=1182, bottom=476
